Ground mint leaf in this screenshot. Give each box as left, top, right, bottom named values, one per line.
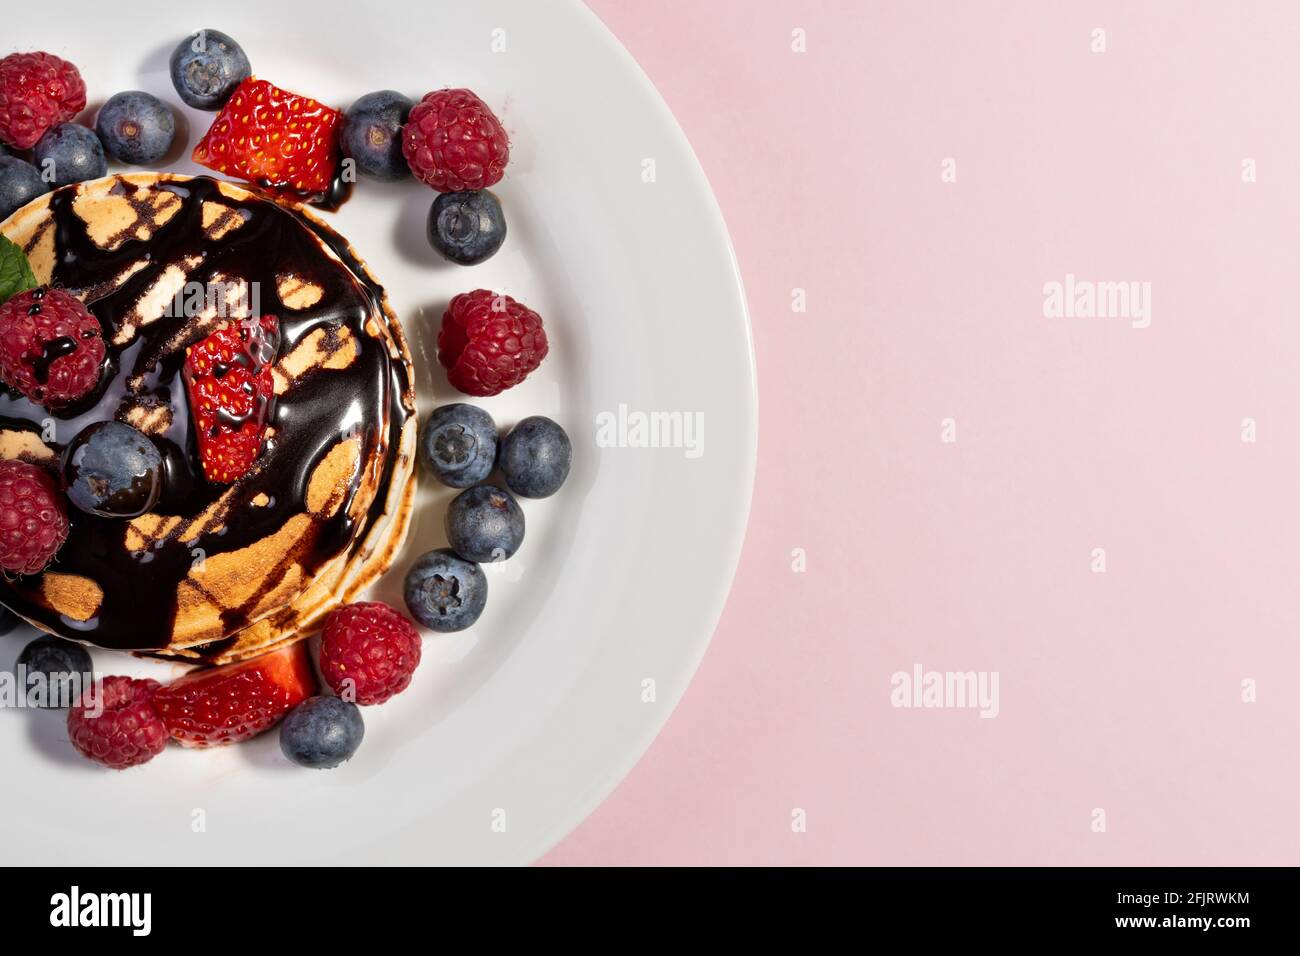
left=0, top=234, right=37, bottom=305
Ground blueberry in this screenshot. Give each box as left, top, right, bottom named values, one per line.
left=500, top=416, right=571, bottom=498
left=33, top=124, right=107, bottom=188
left=341, top=90, right=412, bottom=182
left=0, top=603, right=20, bottom=636
left=279, top=696, right=365, bottom=769
left=95, top=92, right=176, bottom=166
left=427, top=190, right=507, bottom=265
left=16, top=635, right=93, bottom=709
left=419, top=403, right=497, bottom=488
left=0, top=156, right=50, bottom=220
left=61, top=421, right=163, bottom=518
left=169, top=29, right=251, bottom=110
left=445, top=484, right=525, bottom=563
left=404, top=548, right=488, bottom=632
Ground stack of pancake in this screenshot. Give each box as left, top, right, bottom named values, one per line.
left=0, top=174, right=417, bottom=665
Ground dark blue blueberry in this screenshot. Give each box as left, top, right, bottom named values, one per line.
left=445, top=484, right=525, bottom=563
left=95, top=92, right=176, bottom=165
left=0, top=603, right=20, bottom=636
left=169, top=29, right=252, bottom=110
left=500, top=416, right=571, bottom=498
left=61, top=421, right=163, bottom=518
left=404, top=548, right=488, bottom=632
left=33, top=124, right=107, bottom=188
left=16, top=635, right=93, bottom=709
left=419, top=403, right=497, bottom=488
left=279, top=696, right=365, bottom=769
left=0, top=156, right=50, bottom=220
left=341, top=90, right=412, bottom=182
left=427, top=190, right=506, bottom=265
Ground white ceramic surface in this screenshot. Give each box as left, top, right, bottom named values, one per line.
left=1, top=0, right=755, bottom=865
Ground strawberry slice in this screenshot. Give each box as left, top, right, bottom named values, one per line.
left=152, top=642, right=316, bottom=748
left=183, top=314, right=279, bottom=484
left=192, top=77, right=343, bottom=199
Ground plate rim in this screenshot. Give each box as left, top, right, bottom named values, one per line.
left=517, top=0, right=758, bottom=863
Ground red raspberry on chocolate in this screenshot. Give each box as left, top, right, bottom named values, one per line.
left=320, top=602, right=422, bottom=705
left=0, top=459, right=68, bottom=575
left=437, top=289, right=548, bottom=397
left=67, top=676, right=169, bottom=770
left=0, top=52, right=87, bottom=150
left=402, top=89, right=509, bottom=192
left=0, top=287, right=105, bottom=408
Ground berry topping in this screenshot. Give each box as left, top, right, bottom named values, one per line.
left=320, top=602, right=422, bottom=706
left=0, top=155, right=49, bottom=221
left=0, top=52, right=87, bottom=151
left=192, top=77, right=343, bottom=200
left=402, top=89, right=509, bottom=193
left=66, top=676, right=169, bottom=770
left=0, top=287, right=105, bottom=408
left=33, top=123, right=106, bottom=188
left=169, top=29, right=251, bottom=111
left=341, top=90, right=412, bottom=182
left=95, top=91, right=177, bottom=166
left=151, top=641, right=316, bottom=748
left=16, top=635, right=92, bottom=709
left=419, top=403, right=498, bottom=488
left=182, top=314, right=279, bottom=484
left=0, top=459, right=68, bottom=575
left=403, top=548, right=488, bottom=633
left=445, top=484, right=525, bottom=564
left=279, top=696, right=365, bottom=769
left=427, top=189, right=507, bottom=265
left=61, top=421, right=163, bottom=518
left=437, top=290, right=548, bottom=397
left=500, top=416, right=572, bottom=499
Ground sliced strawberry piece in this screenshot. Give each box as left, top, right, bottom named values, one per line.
left=152, top=642, right=316, bottom=748
left=192, top=77, right=342, bottom=199
left=183, top=314, right=279, bottom=484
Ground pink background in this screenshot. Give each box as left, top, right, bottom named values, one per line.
left=543, top=0, right=1300, bottom=865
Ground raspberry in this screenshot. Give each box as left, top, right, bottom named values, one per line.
left=151, top=642, right=316, bottom=748
left=0, top=287, right=105, bottom=408
left=437, top=290, right=548, bottom=397
left=0, top=52, right=87, bottom=150
left=402, top=89, right=509, bottom=192
left=67, top=676, right=169, bottom=770
left=0, top=459, right=68, bottom=575
left=320, top=602, right=422, bottom=706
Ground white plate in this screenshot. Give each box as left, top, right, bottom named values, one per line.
left=1, top=0, right=754, bottom=865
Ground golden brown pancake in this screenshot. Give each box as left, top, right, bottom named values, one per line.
left=0, top=174, right=416, bottom=665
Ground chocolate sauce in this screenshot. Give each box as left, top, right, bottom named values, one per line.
left=254, top=165, right=355, bottom=212
left=312, top=169, right=355, bottom=213
left=32, top=336, right=78, bottom=383
left=0, top=176, right=412, bottom=654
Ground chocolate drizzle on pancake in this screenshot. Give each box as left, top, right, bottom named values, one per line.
left=0, top=176, right=411, bottom=655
